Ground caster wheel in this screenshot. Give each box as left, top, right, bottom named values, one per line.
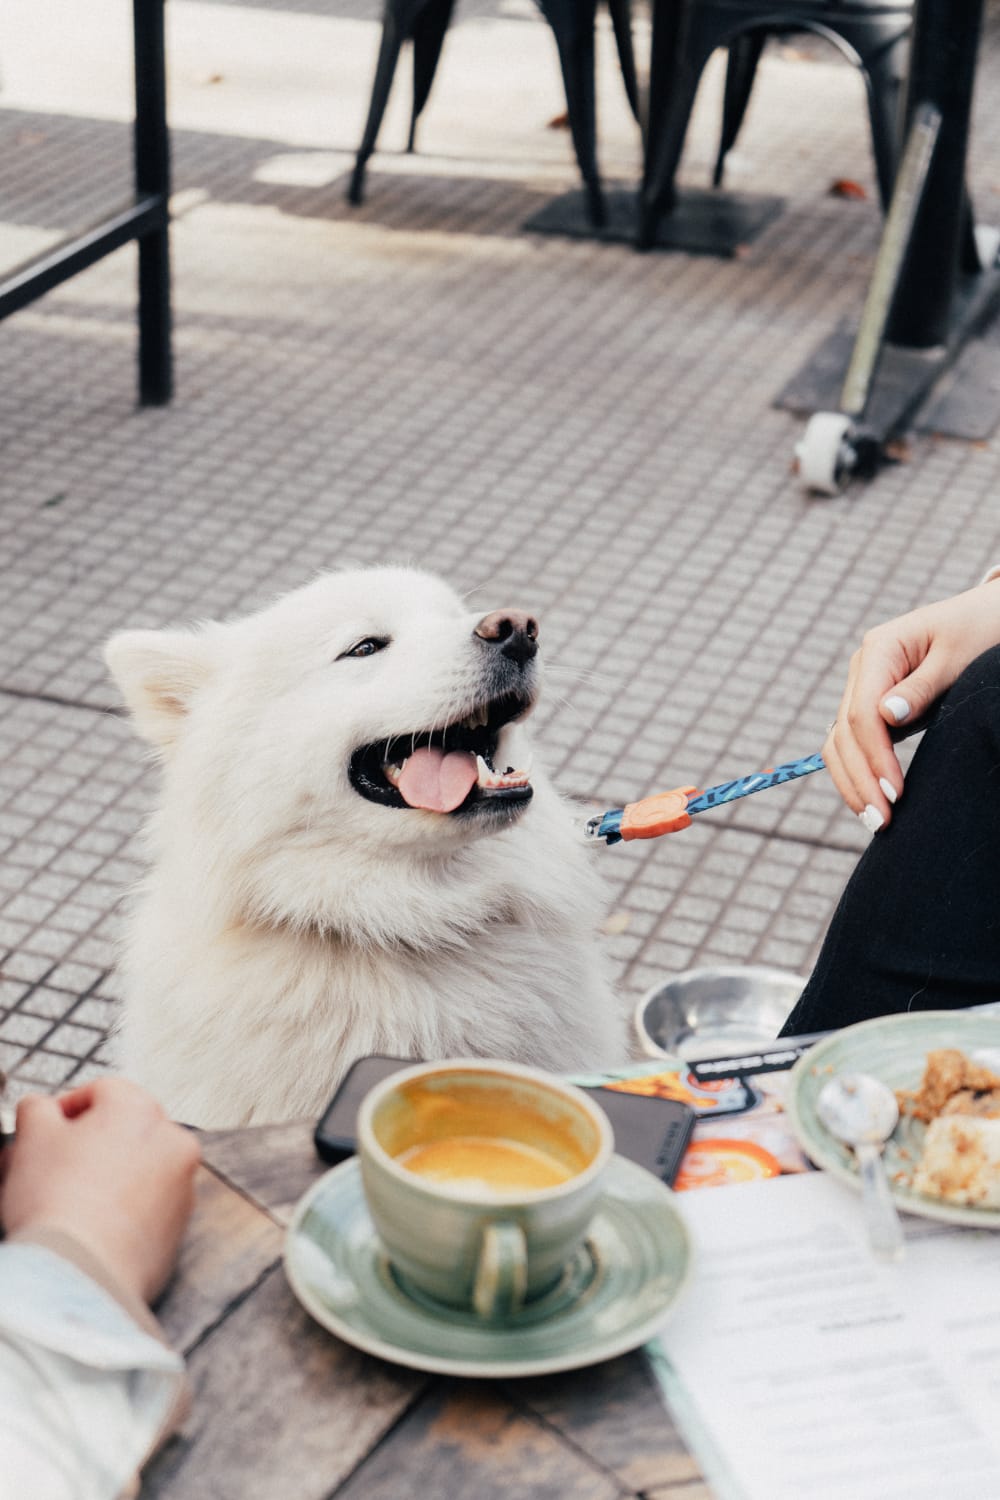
left=795, top=412, right=858, bottom=496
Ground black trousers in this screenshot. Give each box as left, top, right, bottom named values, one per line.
left=780, top=644, right=1000, bottom=1036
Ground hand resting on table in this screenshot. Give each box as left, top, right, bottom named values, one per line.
left=1, top=1075, right=200, bottom=1304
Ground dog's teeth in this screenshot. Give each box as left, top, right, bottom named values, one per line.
left=383, top=762, right=404, bottom=787
left=475, top=754, right=530, bottom=791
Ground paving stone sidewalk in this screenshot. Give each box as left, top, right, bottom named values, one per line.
left=3, top=0, right=1000, bottom=1104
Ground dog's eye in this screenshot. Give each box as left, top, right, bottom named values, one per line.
left=339, top=637, right=389, bottom=660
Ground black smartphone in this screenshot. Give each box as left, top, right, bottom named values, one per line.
left=314, top=1055, right=696, bottom=1187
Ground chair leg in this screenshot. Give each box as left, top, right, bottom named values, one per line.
left=960, top=187, right=982, bottom=273
left=542, top=0, right=606, bottom=226
left=713, top=32, right=765, bottom=187
left=639, top=73, right=702, bottom=245
left=639, top=0, right=712, bottom=248
left=348, top=13, right=406, bottom=204
left=861, top=33, right=909, bottom=211
left=408, top=0, right=456, bottom=152
left=607, top=0, right=641, bottom=125
left=137, top=228, right=172, bottom=405
left=134, top=0, right=172, bottom=404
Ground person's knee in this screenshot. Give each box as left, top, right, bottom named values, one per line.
left=939, top=644, right=1000, bottom=736
left=969, top=642, right=1000, bottom=679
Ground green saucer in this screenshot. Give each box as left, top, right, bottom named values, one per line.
left=284, top=1155, right=692, bottom=1378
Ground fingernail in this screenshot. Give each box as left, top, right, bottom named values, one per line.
left=859, top=804, right=884, bottom=834
left=883, top=695, right=910, bottom=724
left=878, top=778, right=898, bottom=805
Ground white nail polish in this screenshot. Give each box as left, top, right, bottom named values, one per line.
left=883, top=695, right=911, bottom=724
left=878, top=777, right=898, bottom=805
left=859, top=804, right=884, bottom=834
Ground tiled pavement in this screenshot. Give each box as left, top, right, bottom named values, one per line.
left=3, top=0, right=1000, bottom=1106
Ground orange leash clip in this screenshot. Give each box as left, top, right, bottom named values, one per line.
left=618, top=786, right=698, bottom=841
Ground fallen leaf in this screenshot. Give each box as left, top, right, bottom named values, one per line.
left=829, top=179, right=867, bottom=201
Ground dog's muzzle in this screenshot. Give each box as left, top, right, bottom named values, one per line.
left=349, top=610, right=541, bottom=817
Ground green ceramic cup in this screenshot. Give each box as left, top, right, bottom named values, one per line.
left=357, top=1059, right=614, bottom=1322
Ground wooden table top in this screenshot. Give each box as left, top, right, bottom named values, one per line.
left=143, top=1121, right=714, bottom=1500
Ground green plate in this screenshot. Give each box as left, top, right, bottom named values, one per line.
left=284, top=1154, right=691, bottom=1378
left=786, top=1010, right=1000, bottom=1228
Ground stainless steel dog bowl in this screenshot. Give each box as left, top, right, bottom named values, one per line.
left=635, top=965, right=805, bottom=1060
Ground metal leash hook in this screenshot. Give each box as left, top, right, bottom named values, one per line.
left=584, top=752, right=827, bottom=845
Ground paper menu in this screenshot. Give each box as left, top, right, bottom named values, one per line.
left=651, top=1172, right=1000, bottom=1500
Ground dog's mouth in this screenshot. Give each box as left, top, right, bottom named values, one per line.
left=349, top=690, right=534, bottom=814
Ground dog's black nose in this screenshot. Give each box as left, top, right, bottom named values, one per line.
left=474, top=610, right=539, bottom=668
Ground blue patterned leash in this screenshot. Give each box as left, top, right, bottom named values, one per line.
left=584, top=751, right=827, bottom=845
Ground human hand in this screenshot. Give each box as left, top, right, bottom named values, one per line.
left=824, top=581, right=1000, bottom=830
left=1, top=1077, right=200, bottom=1304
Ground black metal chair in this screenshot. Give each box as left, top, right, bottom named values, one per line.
left=638, top=0, right=913, bottom=249
left=0, top=0, right=171, bottom=403
left=347, top=0, right=640, bottom=227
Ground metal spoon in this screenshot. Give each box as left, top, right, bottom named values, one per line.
left=817, top=1072, right=904, bottom=1261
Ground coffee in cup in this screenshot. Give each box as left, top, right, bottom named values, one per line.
left=396, top=1135, right=579, bottom=1193
left=356, top=1059, right=614, bottom=1320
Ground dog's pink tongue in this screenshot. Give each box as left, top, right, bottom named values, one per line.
left=397, top=747, right=478, bottom=812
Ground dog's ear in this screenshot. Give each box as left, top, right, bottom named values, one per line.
left=104, top=628, right=216, bottom=749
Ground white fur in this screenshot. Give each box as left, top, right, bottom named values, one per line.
left=105, top=566, right=626, bottom=1126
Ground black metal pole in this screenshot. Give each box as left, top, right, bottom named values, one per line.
left=885, top=0, right=984, bottom=349
left=133, top=0, right=172, bottom=404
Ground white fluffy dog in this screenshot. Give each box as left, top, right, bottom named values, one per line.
left=105, top=566, right=627, bottom=1127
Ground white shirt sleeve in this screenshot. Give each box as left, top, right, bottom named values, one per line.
left=0, top=1242, right=186, bottom=1500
